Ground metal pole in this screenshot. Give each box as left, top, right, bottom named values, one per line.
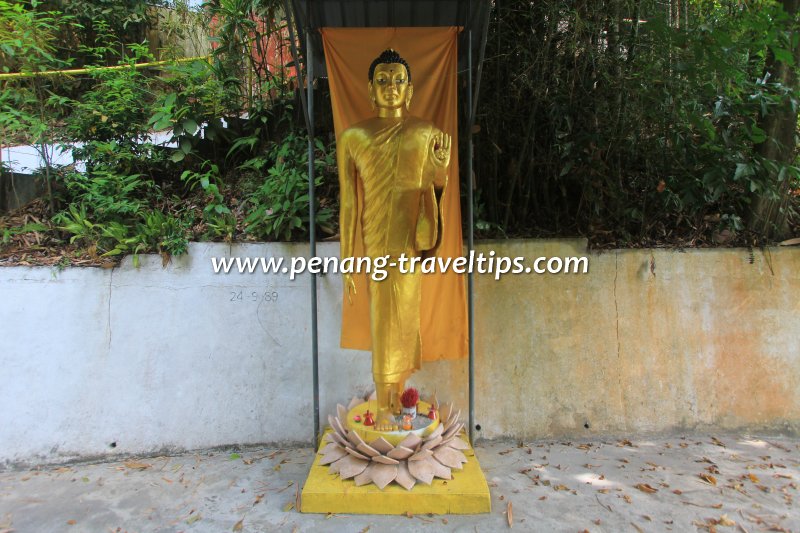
left=283, top=0, right=310, bottom=131
left=470, top=1, right=491, bottom=125
left=467, top=29, right=476, bottom=446
left=283, top=1, right=318, bottom=448
left=307, top=31, right=320, bottom=448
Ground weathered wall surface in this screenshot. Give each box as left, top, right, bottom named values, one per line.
left=1, top=241, right=797, bottom=465
left=474, top=242, right=800, bottom=440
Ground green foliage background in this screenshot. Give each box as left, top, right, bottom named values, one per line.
left=474, top=0, right=800, bottom=245
left=1, top=0, right=799, bottom=265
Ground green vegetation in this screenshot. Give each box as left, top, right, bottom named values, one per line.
left=0, top=0, right=798, bottom=266
left=0, top=0, right=335, bottom=265
left=475, top=0, right=800, bottom=245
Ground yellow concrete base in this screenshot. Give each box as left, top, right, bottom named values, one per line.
left=301, top=430, right=492, bottom=515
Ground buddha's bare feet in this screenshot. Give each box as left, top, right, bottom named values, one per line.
left=375, top=409, right=396, bottom=432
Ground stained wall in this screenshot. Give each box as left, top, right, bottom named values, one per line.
left=1, top=241, right=797, bottom=465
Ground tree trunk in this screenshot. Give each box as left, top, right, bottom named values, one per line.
left=748, top=0, right=800, bottom=239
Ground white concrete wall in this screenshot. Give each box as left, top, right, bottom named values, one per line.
left=1, top=241, right=798, bottom=466
left=0, top=242, right=370, bottom=466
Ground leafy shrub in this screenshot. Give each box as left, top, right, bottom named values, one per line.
left=54, top=203, right=188, bottom=261
left=180, top=161, right=231, bottom=219
left=58, top=166, right=153, bottom=219
left=66, top=43, right=155, bottom=148
left=243, top=132, right=335, bottom=241
left=149, top=59, right=230, bottom=163
left=135, top=210, right=189, bottom=257
left=475, top=0, right=800, bottom=244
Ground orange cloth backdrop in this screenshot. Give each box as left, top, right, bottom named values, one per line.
left=321, top=27, right=467, bottom=361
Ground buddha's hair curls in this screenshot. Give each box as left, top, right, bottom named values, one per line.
left=368, top=49, right=411, bottom=82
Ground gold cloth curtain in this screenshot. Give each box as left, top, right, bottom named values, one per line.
left=321, top=27, right=467, bottom=361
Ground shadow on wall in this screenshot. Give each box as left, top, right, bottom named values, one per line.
left=0, top=171, right=44, bottom=213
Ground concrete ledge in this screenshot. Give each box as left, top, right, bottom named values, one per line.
left=1, top=241, right=798, bottom=465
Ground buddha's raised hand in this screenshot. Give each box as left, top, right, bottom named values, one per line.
left=430, top=131, right=451, bottom=168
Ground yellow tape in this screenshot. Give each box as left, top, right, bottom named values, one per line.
left=0, top=55, right=211, bottom=81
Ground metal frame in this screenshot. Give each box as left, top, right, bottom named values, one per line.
left=283, top=0, right=321, bottom=444
left=282, top=0, right=491, bottom=447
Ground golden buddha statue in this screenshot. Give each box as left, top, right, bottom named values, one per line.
left=338, top=49, right=452, bottom=430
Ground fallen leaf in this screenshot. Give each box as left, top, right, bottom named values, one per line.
left=232, top=518, right=244, bottom=531
left=124, top=461, right=151, bottom=471
left=67, top=520, right=76, bottom=526
left=748, top=473, right=760, bottom=483
left=717, top=514, right=735, bottom=526
left=593, top=519, right=601, bottom=525
left=507, top=501, right=513, bottom=528
left=254, top=494, right=264, bottom=505
left=634, top=483, right=658, bottom=494
left=283, top=502, right=294, bottom=512
left=538, top=496, right=547, bottom=500
left=672, top=489, right=683, bottom=495
left=276, top=481, right=294, bottom=493
left=230, top=453, right=241, bottom=460
left=699, top=473, right=717, bottom=486
left=554, top=484, right=569, bottom=491
left=623, top=495, right=632, bottom=504
left=186, top=514, right=201, bottom=525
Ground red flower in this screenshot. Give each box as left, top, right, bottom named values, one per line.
left=400, top=387, right=419, bottom=408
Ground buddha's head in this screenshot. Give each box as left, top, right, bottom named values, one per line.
left=368, top=49, right=413, bottom=116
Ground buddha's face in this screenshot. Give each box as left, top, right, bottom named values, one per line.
left=369, top=63, right=412, bottom=111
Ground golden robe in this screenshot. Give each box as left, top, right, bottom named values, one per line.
left=338, top=116, right=447, bottom=383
